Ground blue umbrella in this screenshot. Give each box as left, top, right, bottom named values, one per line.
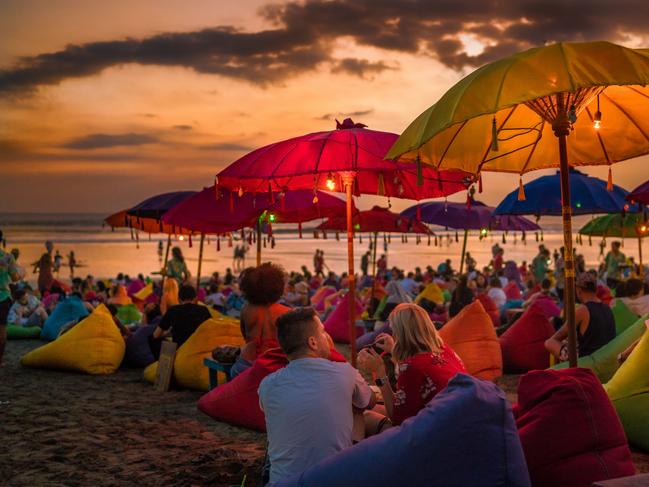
left=401, top=198, right=539, bottom=273
left=494, top=169, right=635, bottom=216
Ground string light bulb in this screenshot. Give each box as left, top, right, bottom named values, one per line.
left=594, top=94, right=602, bottom=129
left=325, top=173, right=336, bottom=191
left=268, top=213, right=276, bottom=223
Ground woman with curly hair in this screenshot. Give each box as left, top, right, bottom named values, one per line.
left=230, top=263, right=290, bottom=377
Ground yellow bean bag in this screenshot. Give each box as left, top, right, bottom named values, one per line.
left=21, top=304, right=125, bottom=375
left=439, top=300, right=502, bottom=381
left=133, top=282, right=154, bottom=301
left=144, top=318, right=244, bottom=391
left=605, top=326, right=649, bottom=451
left=415, top=283, right=444, bottom=306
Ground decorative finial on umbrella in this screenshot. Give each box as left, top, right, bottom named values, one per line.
left=336, top=118, right=367, bottom=130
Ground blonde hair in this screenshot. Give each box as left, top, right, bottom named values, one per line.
left=389, top=303, right=444, bottom=362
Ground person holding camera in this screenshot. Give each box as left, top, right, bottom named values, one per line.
left=358, top=303, right=466, bottom=426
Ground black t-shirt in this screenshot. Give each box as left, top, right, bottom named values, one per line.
left=158, top=303, right=211, bottom=347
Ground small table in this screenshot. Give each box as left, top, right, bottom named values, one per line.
left=203, top=358, right=234, bottom=390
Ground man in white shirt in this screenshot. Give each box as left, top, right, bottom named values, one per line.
left=258, top=307, right=373, bottom=484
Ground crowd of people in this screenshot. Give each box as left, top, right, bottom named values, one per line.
left=2, top=228, right=648, bottom=483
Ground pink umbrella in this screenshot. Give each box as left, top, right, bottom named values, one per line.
left=163, top=187, right=350, bottom=284
left=317, top=206, right=431, bottom=233
left=216, top=118, right=471, bottom=364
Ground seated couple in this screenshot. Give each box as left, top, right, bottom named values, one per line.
left=259, top=303, right=466, bottom=484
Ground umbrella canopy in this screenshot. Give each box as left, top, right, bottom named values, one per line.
left=402, top=200, right=539, bottom=231
left=266, top=190, right=349, bottom=223
left=579, top=213, right=648, bottom=239
left=127, top=191, right=197, bottom=220
left=387, top=41, right=649, bottom=367
left=317, top=206, right=431, bottom=234
left=217, top=118, right=471, bottom=199
left=104, top=210, right=194, bottom=235
left=627, top=179, right=649, bottom=205
left=494, top=169, right=635, bottom=216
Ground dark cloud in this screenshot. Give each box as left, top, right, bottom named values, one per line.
left=315, top=108, right=374, bottom=121
left=172, top=124, right=193, bottom=130
left=62, top=133, right=158, bottom=150
left=199, top=142, right=254, bottom=151
left=1, top=0, right=648, bottom=94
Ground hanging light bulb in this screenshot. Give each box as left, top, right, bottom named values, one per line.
left=268, top=213, right=276, bottom=223
left=325, top=172, right=336, bottom=191
left=594, top=94, right=602, bottom=129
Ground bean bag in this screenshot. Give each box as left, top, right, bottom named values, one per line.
left=133, top=282, right=154, bottom=301
left=126, top=279, right=145, bottom=297
left=116, top=303, right=142, bottom=325
left=530, top=294, right=561, bottom=320
left=504, top=281, right=522, bottom=300
left=273, top=374, right=530, bottom=487
left=124, top=324, right=157, bottom=368
left=323, top=294, right=364, bottom=344
left=40, top=296, right=89, bottom=341
left=515, top=368, right=635, bottom=486
left=7, top=324, right=42, bottom=339
left=439, top=300, right=502, bottom=381
left=144, top=318, right=244, bottom=391
left=311, top=286, right=336, bottom=313
left=476, top=293, right=500, bottom=327
left=21, top=304, right=125, bottom=375
left=605, top=324, right=649, bottom=451
left=552, top=314, right=648, bottom=383
left=415, top=283, right=444, bottom=306
left=108, top=285, right=132, bottom=306
left=198, top=347, right=346, bottom=431
left=41, top=292, right=60, bottom=310
left=597, top=285, right=613, bottom=305
left=500, top=303, right=555, bottom=373
left=611, top=299, right=639, bottom=336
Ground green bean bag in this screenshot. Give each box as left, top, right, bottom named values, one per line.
left=116, top=303, right=142, bottom=325
left=611, top=299, right=639, bottom=336
left=7, top=324, right=42, bottom=339
left=605, top=325, right=649, bottom=452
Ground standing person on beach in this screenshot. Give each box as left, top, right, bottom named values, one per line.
left=67, top=251, right=77, bottom=278
left=259, top=307, right=374, bottom=484
left=165, top=247, right=190, bottom=284
left=53, top=250, right=62, bottom=275
left=157, top=241, right=163, bottom=263
left=0, top=230, right=20, bottom=365
left=604, top=241, right=626, bottom=287
left=33, top=241, right=54, bottom=295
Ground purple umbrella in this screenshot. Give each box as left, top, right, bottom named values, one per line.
left=628, top=179, right=649, bottom=205
left=127, top=191, right=197, bottom=220
left=401, top=198, right=539, bottom=273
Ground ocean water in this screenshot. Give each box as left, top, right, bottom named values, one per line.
left=0, top=212, right=643, bottom=284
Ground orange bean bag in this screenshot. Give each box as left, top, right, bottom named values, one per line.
left=439, top=300, right=502, bottom=380
left=499, top=302, right=555, bottom=373
left=476, top=293, right=500, bottom=327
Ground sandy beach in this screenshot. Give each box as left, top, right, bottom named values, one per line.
left=2, top=339, right=648, bottom=486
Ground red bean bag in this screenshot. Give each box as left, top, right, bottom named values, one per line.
left=323, top=294, right=364, bottom=344
left=476, top=293, right=500, bottom=327
left=439, top=300, right=502, bottom=381
left=504, top=281, right=522, bottom=300
left=514, top=368, right=635, bottom=487
left=198, top=347, right=346, bottom=431
left=597, top=284, right=613, bottom=305
left=499, top=302, right=555, bottom=372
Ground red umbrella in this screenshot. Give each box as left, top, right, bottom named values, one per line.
left=628, top=179, right=649, bottom=205
left=104, top=210, right=195, bottom=236
left=317, top=206, right=431, bottom=234
left=216, top=118, right=470, bottom=364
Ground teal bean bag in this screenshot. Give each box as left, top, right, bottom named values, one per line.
left=41, top=296, right=89, bottom=341
left=552, top=313, right=648, bottom=383
left=611, top=299, right=639, bottom=335
left=116, top=303, right=142, bottom=325
left=7, top=324, right=42, bottom=339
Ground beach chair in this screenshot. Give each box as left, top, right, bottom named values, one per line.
left=203, top=358, right=233, bottom=390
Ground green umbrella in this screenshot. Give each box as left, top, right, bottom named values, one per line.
left=579, top=213, right=648, bottom=276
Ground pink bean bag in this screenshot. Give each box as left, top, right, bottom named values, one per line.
left=499, top=302, right=555, bottom=372
left=198, top=347, right=346, bottom=431
left=476, top=293, right=500, bottom=327
left=323, top=294, right=364, bottom=344
left=311, top=286, right=337, bottom=313
left=504, top=281, right=522, bottom=300
left=514, top=368, right=635, bottom=487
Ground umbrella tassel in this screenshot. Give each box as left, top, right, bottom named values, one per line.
left=323, top=230, right=328, bottom=240
left=241, top=228, right=245, bottom=240
left=377, top=173, right=385, bottom=196
left=427, top=234, right=431, bottom=246
left=136, top=231, right=140, bottom=249
left=336, top=232, right=340, bottom=241
left=502, top=233, right=506, bottom=244
left=491, top=117, right=499, bottom=152
left=589, top=234, right=592, bottom=246
left=228, top=235, right=233, bottom=248
left=540, top=230, right=544, bottom=241
left=188, top=234, right=193, bottom=247
left=388, top=234, right=391, bottom=244
left=263, top=237, right=267, bottom=248
left=518, top=177, right=526, bottom=201
left=434, top=235, right=438, bottom=246
left=217, top=236, right=221, bottom=251
left=248, top=231, right=253, bottom=246
left=478, top=173, right=483, bottom=193
left=359, top=234, right=362, bottom=244
left=607, top=167, right=613, bottom=191
left=416, top=156, right=423, bottom=186
left=455, top=231, right=459, bottom=243
left=298, top=222, right=303, bottom=239
left=535, top=231, right=539, bottom=242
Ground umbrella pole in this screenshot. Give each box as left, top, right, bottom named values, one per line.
left=160, top=234, right=172, bottom=293
left=555, top=112, right=578, bottom=368
left=459, top=229, right=469, bottom=274
left=343, top=174, right=357, bottom=367
left=196, top=233, right=205, bottom=290
left=639, top=237, right=644, bottom=278
left=256, top=218, right=262, bottom=267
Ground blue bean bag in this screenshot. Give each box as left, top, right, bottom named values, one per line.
left=273, top=374, right=531, bottom=487
left=123, top=324, right=156, bottom=368
left=355, top=323, right=391, bottom=349
left=40, top=296, right=89, bottom=341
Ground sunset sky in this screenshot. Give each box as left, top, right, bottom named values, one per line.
left=1, top=0, right=649, bottom=214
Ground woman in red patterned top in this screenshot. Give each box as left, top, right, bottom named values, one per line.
left=358, top=303, right=466, bottom=426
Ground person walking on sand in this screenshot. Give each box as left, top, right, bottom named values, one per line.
left=68, top=251, right=77, bottom=278
left=157, top=240, right=163, bottom=263
left=53, top=250, right=62, bottom=275
left=165, top=246, right=190, bottom=284
left=33, top=241, right=54, bottom=295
